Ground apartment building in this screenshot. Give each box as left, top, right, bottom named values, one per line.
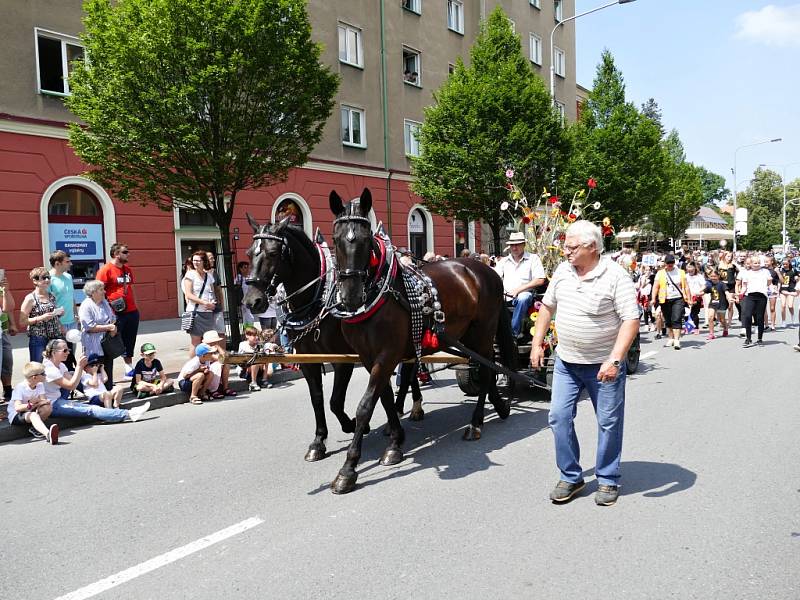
left=0, top=0, right=576, bottom=320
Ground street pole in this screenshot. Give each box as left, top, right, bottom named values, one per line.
left=549, top=0, right=637, bottom=106
left=732, top=138, right=781, bottom=252
left=760, top=162, right=800, bottom=251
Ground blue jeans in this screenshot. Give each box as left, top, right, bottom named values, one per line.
left=51, top=399, right=129, bottom=422
left=548, top=356, right=627, bottom=486
left=29, top=335, right=50, bottom=363
left=511, top=292, right=534, bottom=336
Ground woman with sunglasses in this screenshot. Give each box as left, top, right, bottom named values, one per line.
left=19, top=267, right=64, bottom=362
left=42, top=339, right=149, bottom=424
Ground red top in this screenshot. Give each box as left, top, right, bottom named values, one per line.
left=96, top=262, right=137, bottom=313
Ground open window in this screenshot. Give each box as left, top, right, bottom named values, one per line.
left=403, top=47, right=421, bottom=86
left=35, top=28, right=84, bottom=96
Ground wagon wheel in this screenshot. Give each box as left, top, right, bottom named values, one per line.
left=454, top=361, right=515, bottom=397
left=626, top=332, right=641, bottom=374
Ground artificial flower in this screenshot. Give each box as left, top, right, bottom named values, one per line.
left=593, top=202, right=601, bottom=210
left=587, top=178, right=597, bottom=189
left=500, top=201, right=509, bottom=211
left=505, top=168, right=515, bottom=178
left=522, top=215, right=531, bottom=224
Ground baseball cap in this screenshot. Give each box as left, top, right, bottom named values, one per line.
left=195, top=343, right=217, bottom=358
left=86, top=353, right=102, bottom=365
left=664, top=254, right=676, bottom=264
left=140, top=343, right=156, bottom=354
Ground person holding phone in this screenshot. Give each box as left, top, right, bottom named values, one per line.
left=19, top=267, right=63, bottom=362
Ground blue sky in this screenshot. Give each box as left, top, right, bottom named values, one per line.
left=576, top=0, right=800, bottom=198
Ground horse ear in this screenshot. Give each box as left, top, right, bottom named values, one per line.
left=246, top=213, right=260, bottom=233
left=329, top=191, right=344, bottom=216
left=359, top=188, right=372, bottom=216
left=314, top=227, right=325, bottom=245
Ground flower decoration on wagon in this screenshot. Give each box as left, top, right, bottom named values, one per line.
left=501, top=170, right=608, bottom=277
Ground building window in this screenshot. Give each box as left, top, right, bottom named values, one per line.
left=554, top=0, right=563, bottom=21
left=507, top=18, right=516, bottom=33
left=338, top=23, right=363, bottom=68
left=35, top=28, right=84, bottom=96
left=555, top=101, right=565, bottom=121
left=178, top=208, right=216, bottom=227
left=402, top=0, right=421, bottom=14
left=554, top=47, right=566, bottom=77
left=530, top=0, right=541, bottom=8
left=408, top=207, right=431, bottom=258
left=529, top=33, right=542, bottom=65
left=403, top=47, right=421, bottom=86
left=404, top=120, right=422, bottom=157
left=447, top=0, right=464, bottom=34
left=341, top=105, right=366, bottom=147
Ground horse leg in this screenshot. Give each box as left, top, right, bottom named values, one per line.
left=328, top=363, right=363, bottom=434
left=331, top=363, right=392, bottom=494
left=378, top=385, right=405, bottom=465
left=409, top=363, right=424, bottom=421
left=463, top=364, right=490, bottom=441
left=301, top=364, right=328, bottom=462
left=393, top=362, right=413, bottom=416
left=488, top=368, right=511, bottom=420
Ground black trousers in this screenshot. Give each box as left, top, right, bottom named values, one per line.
left=741, top=293, right=767, bottom=342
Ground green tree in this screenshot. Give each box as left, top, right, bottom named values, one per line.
left=565, top=50, right=668, bottom=228
left=410, top=6, right=568, bottom=253
left=694, top=165, right=729, bottom=206
left=739, top=168, right=783, bottom=249
left=66, top=0, right=338, bottom=345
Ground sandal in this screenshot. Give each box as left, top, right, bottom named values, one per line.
left=189, top=396, right=203, bottom=405
left=210, top=391, right=225, bottom=400
left=223, top=388, right=238, bottom=397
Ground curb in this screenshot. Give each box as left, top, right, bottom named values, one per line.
left=0, top=367, right=304, bottom=445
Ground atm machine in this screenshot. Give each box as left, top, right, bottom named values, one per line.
left=47, top=222, right=105, bottom=304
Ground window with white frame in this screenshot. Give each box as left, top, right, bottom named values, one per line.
left=555, top=101, right=565, bottom=121
left=554, top=47, right=566, bottom=77
left=529, top=33, right=542, bottom=65
left=338, top=23, right=363, bottom=68
left=530, top=0, right=541, bottom=8
left=35, top=28, right=85, bottom=96
left=404, top=120, right=422, bottom=157
left=447, top=0, right=464, bottom=34
left=402, top=0, right=421, bottom=14
left=554, top=0, right=563, bottom=21
left=403, top=47, right=421, bottom=86
left=341, top=105, right=366, bottom=147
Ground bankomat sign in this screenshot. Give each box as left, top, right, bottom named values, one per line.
left=48, top=223, right=104, bottom=260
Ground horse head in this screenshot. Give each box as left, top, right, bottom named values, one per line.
left=244, top=213, right=292, bottom=313
left=330, top=188, right=374, bottom=312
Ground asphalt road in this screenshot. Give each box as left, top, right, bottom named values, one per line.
left=2, top=324, right=798, bottom=600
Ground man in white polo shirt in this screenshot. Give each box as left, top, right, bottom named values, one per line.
left=530, top=220, right=639, bottom=507
left=494, top=232, right=546, bottom=337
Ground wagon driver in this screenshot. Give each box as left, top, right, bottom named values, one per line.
left=494, top=231, right=546, bottom=337
left=529, top=220, right=639, bottom=507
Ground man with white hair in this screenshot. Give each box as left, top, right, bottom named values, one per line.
left=530, top=220, right=639, bottom=506
left=494, top=232, right=546, bottom=337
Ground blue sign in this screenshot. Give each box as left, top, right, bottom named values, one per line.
left=48, top=223, right=104, bottom=260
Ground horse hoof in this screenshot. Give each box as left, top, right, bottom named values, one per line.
left=462, top=426, right=481, bottom=441
left=330, top=473, right=358, bottom=494
left=341, top=419, right=356, bottom=434
left=304, top=445, right=327, bottom=462
left=495, top=400, right=511, bottom=420
left=409, top=408, right=425, bottom=421
left=380, top=448, right=404, bottom=466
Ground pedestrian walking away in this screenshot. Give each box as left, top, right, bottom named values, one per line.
left=651, top=254, right=691, bottom=350
left=530, top=220, right=639, bottom=507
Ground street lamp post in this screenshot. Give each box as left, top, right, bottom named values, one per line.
left=732, top=138, right=781, bottom=251
left=549, top=0, right=637, bottom=106
left=759, top=162, right=800, bottom=251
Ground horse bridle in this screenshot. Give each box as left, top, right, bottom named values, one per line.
left=332, top=213, right=374, bottom=283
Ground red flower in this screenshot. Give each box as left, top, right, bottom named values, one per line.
left=522, top=215, right=531, bottom=224
left=549, top=196, right=560, bottom=204
left=558, top=234, right=566, bottom=240
left=505, top=182, right=513, bottom=190
left=568, top=213, right=577, bottom=222
left=587, top=178, right=597, bottom=189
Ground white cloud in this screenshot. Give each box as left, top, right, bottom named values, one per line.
left=734, top=4, right=800, bottom=47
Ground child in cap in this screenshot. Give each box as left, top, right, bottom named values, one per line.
left=238, top=326, right=276, bottom=391
left=202, top=330, right=237, bottom=398
left=133, top=343, right=174, bottom=399
left=80, top=354, right=125, bottom=409
left=177, top=343, right=218, bottom=405
left=8, top=361, right=58, bottom=444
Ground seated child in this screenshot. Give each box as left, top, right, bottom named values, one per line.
left=133, top=343, right=174, bottom=399
left=202, top=331, right=237, bottom=398
left=238, top=326, right=278, bottom=391
left=8, top=361, right=58, bottom=444
left=177, top=343, right=218, bottom=405
left=81, top=354, right=125, bottom=409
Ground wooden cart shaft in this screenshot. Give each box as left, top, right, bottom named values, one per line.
left=223, top=351, right=468, bottom=366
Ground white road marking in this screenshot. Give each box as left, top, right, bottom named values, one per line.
left=54, top=517, right=264, bottom=600
left=640, top=351, right=658, bottom=361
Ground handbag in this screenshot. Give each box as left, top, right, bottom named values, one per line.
left=181, top=273, right=208, bottom=332
left=101, top=332, right=126, bottom=359
left=109, top=268, right=130, bottom=314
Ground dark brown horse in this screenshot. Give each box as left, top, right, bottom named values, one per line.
left=243, top=216, right=409, bottom=462
left=327, top=188, right=516, bottom=494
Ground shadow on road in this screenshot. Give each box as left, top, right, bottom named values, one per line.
left=582, top=460, right=697, bottom=498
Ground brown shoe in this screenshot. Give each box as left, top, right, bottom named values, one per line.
left=595, top=484, right=620, bottom=506
left=549, top=480, right=585, bottom=503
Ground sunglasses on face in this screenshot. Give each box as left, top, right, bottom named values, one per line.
left=32, top=275, right=51, bottom=281
left=119, top=251, right=129, bottom=255
left=28, top=372, right=45, bottom=377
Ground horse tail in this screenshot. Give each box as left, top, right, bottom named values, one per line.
left=495, top=297, right=517, bottom=371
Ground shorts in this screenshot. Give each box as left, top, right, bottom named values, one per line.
left=178, top=379, right=193, bottom=394
left=780, top=289, right=797, bottom=296
left=661, top=298, right=685, bottom=329
left=11, top=413, right=29, bottom=426
left=88, top=395, right=104, bottom=406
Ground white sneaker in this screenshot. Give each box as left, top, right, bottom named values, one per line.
left=665, top=338, right=674, bottom=348
left=673, top=339, right=681, bottom=350
left=128, top=401, right=150, bottom=422
left=248, top=382, right=260, bottom=392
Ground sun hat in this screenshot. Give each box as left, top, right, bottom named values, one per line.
left=504, top=232, right=526, bottom=248
left=195, top=343, right=217, bottom=358
left=202, top=331, right=223, bottom=344
left=140, top=342, right=156, bottom=354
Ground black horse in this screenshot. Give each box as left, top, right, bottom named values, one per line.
left=327, top=188, right=516, bottom=494
left=243, top=216, right=418, bottom=463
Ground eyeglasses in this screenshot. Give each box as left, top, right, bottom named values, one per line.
left=119, top=251, right=129, bottom=255
left=32, top=275, right=51, bottom=281
left=563, top=244, right=590, bottom=254
left=28, top=372, right=45, bottom=377
left=57, top=348, right=70, bottom=353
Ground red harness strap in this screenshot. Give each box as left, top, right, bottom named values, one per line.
left=343, top=236, right=395, bottom=324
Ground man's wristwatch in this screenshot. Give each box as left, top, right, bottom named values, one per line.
left=610, top=359, right=621, bottom=368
